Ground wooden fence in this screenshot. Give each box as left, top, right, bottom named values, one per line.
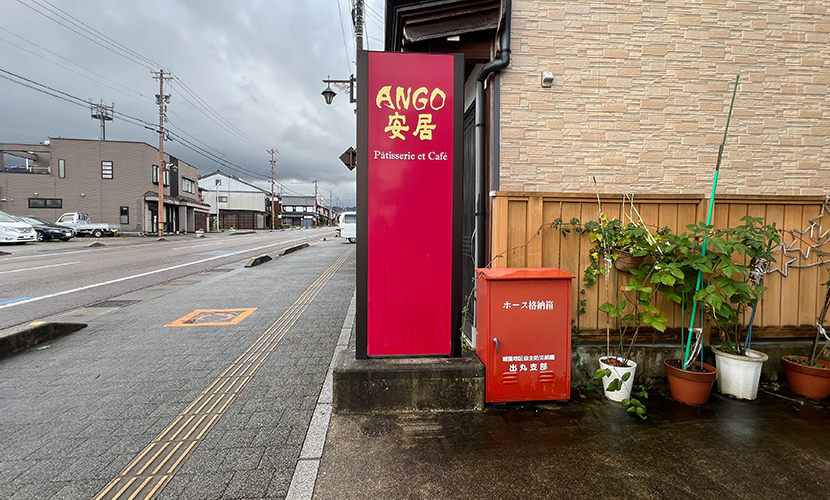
left=490, top=192, right=830, bottom=341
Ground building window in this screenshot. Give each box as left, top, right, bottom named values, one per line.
left=182, top=178, right=195, bottom=194
left=217, top=196, right=228, bottom=203
left=101, top=161, right=113, bottom=179
left=58, top=159, right=65, bottom=178
left=120, top=206, right=129, bottom=225
left=28, top=198, right=62, bottom=209
left=153, top=165, right=169, bottom=186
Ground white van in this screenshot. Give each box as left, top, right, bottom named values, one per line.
left=339, top=211, right=356, bottom=243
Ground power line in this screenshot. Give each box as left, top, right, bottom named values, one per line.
left=335, top=0, right=353, bottom=73
left=165, top=119, right=227, bottom=160
left=169, top=131, right=306, bottom=196
left=0, top=66, right=307, bottom=196
left=15, top=0, right=272, bottom=169
left=276, top=151, right=314, bottom=182
left=36, top=0, right=166, bottom=69
left=165, top=80, right=275, bottom=170
left=14, top=0, right=157, bottom=71
left=6, top=4, right=334, bottom=200
left=0, top=27, right=152, bottom=105
left=173, top=77, right=269, bottom=151
left=364, top=2, right=385, bottom=23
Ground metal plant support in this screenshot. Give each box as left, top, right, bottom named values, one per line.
left=682, top=75, right=740, bottom=370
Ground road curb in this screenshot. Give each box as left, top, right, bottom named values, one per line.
left=280, top=242, right=309, bottom=256
left=0, top=322, right=87, bottom=359
left=245, top=254, right=273, bottom=268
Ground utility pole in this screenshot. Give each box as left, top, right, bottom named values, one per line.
left=152, top=69, right=172, bottom=238
left=90, top=100, right=114, bottom=140
left=267, top=149, right=278, bottom=231
left=329, top=191, right=333, bottom=226
left=353, top=0, right=364, bottom=51
left=313, top=179, right=319, bottom=227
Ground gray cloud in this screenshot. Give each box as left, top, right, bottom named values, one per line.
left=0, top=0, right=384, bottom=206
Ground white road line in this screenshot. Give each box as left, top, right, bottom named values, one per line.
left=0, top=261, right=80, bottom=275
left=0, top=236, right=322, bottom=310
left=2, top=249, right=98, bottom=261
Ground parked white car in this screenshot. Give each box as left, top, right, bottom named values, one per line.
left=339, top=211, right=356, bottom=243
left=0, top=210, right=36, bottom=244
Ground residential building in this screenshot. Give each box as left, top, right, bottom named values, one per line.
left=385, top=0, right=830, bottom=341
left=281, top=195, right=331, bottom=227
left=0, top=138, right=209, bottom=233
left=198, top=171, right=275, bottom=230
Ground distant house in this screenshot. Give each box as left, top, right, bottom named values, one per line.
left=0, top=138, right=208, bottom=233
left=281, top=195, right=332, bottom=227
left=198, top=171, right=275, bottom=230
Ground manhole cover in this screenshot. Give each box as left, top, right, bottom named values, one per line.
left=166, top=308, right=257, bottom=327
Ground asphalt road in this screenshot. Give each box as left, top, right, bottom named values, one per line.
left=0, top=229, right=335, bottom=331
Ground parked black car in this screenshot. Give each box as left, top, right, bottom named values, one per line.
left=14, top=215, right=74, bottom=241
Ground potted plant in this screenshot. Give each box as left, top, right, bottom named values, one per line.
left=701, top=216, right=780, bottom=400
left=654, top=216, right=779, bottom=402
left=649, top=224, right=718, bottom=405
left=553, top=214, right=656, bottom=280
left=782, top=262, right=830, bottom=399
left=595, top=265, right=668, bottom=403
left=553, top=213, right=664, bottom=413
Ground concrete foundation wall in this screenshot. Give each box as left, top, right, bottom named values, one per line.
left=571, top=340, right=818, bottom=387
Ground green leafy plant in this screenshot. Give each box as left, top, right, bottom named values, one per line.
left=659, top=216, right=780, bottom=356
left=553, top=213, right=665, bottom=416
left=621, top=397, right=647, bottom=419
left=591, top=369, right=647, bottom=419
left=551, top=214, right=658, bottom=287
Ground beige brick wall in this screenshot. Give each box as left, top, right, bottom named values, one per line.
left=500, top=0, right=830, bottom=195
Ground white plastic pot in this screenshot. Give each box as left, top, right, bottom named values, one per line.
left=599, top=356, right=637, bottom=402
left=712, top=347, right=769, bottom=400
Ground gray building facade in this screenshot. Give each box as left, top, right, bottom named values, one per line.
left=0, top=138, right=209, bottom=233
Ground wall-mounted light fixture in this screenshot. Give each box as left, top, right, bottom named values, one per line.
left=541, top=71, right=554, bottom=88
left=80, top=193, right=86, bottom=197
left=321, top=75, right=356, bottom=105
left=33, top=192, right=38, bottom=197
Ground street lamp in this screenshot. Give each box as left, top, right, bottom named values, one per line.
left=321, top=75, right=356, bottom=105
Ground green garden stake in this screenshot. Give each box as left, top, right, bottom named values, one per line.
left=683, top=75, right=740, bottom=370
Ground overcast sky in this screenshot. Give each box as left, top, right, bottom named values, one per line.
left=1, top=0, right=386, bottom=207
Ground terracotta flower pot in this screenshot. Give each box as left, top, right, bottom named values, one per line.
left=664, top=358, right=717, bottom=405
left=781, top=356, right=830, bottom=400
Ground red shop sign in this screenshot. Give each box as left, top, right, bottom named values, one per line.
left=356, top=50, right=463, bottom=358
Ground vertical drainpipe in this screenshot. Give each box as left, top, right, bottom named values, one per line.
left=475, top=0, right=511, bottom=269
